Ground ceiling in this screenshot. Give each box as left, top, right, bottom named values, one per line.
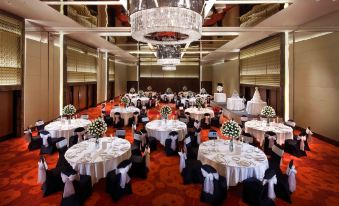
left=1, top=0, right=339, bottom=65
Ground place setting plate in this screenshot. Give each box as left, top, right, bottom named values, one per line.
left=231, top=156, right=240, bottom=161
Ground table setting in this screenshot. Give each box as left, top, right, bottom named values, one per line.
left=45, top=118, right=91, bottom=139
left=185, top=107, right=214, bottom=120
left=110, top=106, right=140, bottom=126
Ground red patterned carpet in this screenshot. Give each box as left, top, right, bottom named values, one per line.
left=1, top=102, right=339, bottom=206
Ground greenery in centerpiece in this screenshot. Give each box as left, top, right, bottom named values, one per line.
left=138, top=90, right=145, bottom=97
left=160, top=105, right=172, bottom=119
left=88, top=117, right=107, bottom=137
left=63, top=104, right=76, bottom=117
left=195, top=96, right=205, bottom=108
left=165, top=88, right=173, bottom=94
left=220, top=120, right=242, bottom=139
left=121, top=95, right=130, bottom=106
left=187, top=91, right=193, bottom=98
left=260, top=106, right=276, bottom=118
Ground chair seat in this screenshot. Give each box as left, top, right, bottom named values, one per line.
left=129, top=156, right=148, bottom=179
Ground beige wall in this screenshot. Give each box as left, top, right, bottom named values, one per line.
left=212, top=60, right=240, bottom=96
left=127, top=65, right=138, bottom=81
left=140, top=65, right=199, bottom=78
left=202, top=65, right=213, bottom=81
left=24, top=33, right=60, bottom=128
left=292, top=32, right=339, bottom=141
left=114, top=63, right=127, bottom=96
left=96, top=53, right=107, bottom=103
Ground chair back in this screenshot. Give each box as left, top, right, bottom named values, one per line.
left=116, top=160, right=132, bottom=188
left=56, top=139, right=68, bottom=149
left=201, top=164, right=219, bottom=195
left=272, top=144, right=284, bottom=157
left=208, top=130, right=218, bottom=140
left=116, top=129, right=126, bottom=138
left=80, top=114, right=89, bottom=119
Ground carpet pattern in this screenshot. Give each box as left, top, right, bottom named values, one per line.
left=0, top=101, right=339, bottom=206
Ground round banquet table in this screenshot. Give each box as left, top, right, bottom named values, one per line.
left=185, top=107, right=215, bottom=120
left=198, top=94, right=211, bottom=99
left=45, top=119, right=91, bottom=139
left=126, top=93, right=138, bottom=98
left=198, top=139, right=268, bottom=188
left=65, top=137, right=131, bottom=185
left=245, top=120, right=293, bottom=146
left=181, top=97, right=196, bottom=105
left=145, top=120, right=187, bottom=145
left=161, top=94, right=174, bottom=102
left=110, top=106, right=140, bottom=126
left=131, top=97, right=150, bottom=106
left=227, top=97, right=245, bottom=111
left=246, top=101, right=267, bottom=115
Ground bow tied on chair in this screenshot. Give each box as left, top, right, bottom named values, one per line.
left=194, top=121, right=200, bottom=129
left=201, top=168, right=219, bottom=195
left=145, top=146, right=151, bottom=168
left=40, top=133, right=50, bottom=147
left=178, top=151, right=187, bottom=173
left=262, top=175, right=277, bottom=200
left=268, top=135, right=277, bottom=148
left=37, top=160, right=48, bottom=184
left=286, top=165, right=297, bottom=193
left=169, top=135, right=178, bottom=151
left=117, top=163, right=132, bottom=188
left=61, top=172, right=79, bottom=198
left=297, top=135, right=307, bottom=151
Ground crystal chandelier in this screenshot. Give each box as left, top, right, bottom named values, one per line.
left=129, top=0, right=203, bottom=45
left=162, top=65, right=177, bottom=71
left=156, top=45, right=181, bottom=71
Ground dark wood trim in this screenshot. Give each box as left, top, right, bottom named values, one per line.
left=295, top=126, right=339, bottom=147
left=0, top=10, right=24, bottom=21
left=66, top=82, right=97, bottom=86
left=240, top=84, right=279, bottom=90
left=280, top=33, right=286, bottom=118
left=63, top=37, right=67, bottom=107
left=0, top=86, right=22, bottom=91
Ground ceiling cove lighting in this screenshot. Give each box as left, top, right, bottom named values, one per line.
left=129, top=0, right=203, bottom=45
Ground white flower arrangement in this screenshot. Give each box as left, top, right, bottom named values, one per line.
left=63, top=104, right=76, bottom=116
left=138, top=90, right=145, bottom=97
left=200, top=88, right=207, bottom=94
left=88, top=117, right=107, bottom=137
left=217, top=85, right=223, bottom=93
left=129, top=88, right=136, bottom=94
left=160, top=105, right=172, bottom=119
left=220, top=120, right=242, bottom=139
left=147, top=86, right=152, bottom=91
left=195, top=97, right=205, bottom=108
left=187, top=91, right=193, bottom=98
left=182, top=86, right=188, bottom=91
left=260, top=106, right=276, bottom=118
left=165, top=88, right=173, bottom=94
left=121, top=95, right=130, bottom=105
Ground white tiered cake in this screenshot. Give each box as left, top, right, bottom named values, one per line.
left=246, top=87, right=267, bottom=115
left=251, top=87, right=264, bottom=102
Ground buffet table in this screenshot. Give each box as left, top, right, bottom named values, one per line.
left=198, top=139, right=268, bottom=187
left=65, top=137, right=131, bottom=185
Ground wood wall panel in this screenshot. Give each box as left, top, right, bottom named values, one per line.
left=79, top=85, right=87, bottom=110
left=65, top=83, right=97, bottom=111
left=139, top=78, right=200, bottom=93
left=72, top=86, right=80, bottom=109
left=108, top=81, right=115, bottom=100
left=0, top=91, right=14, bottom=137
left=127, top=81, right=138, bottom=93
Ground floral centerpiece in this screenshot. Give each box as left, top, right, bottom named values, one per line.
left=200, top=88, right=207, bottom=94
left=88, top=117, right=107, bottom=143
left=160, top=105, right=172, bottom=120
left=63, top=105, right=76, bottom=123
left=195, top=96, right=205, bottom=109
left=121, top=95, right=130, bottom=107
left=187, top=91, right=193, bottom=98
left=165, top=88, right=173, bottom=94
left=220, top=120, right=242, bottom=152
left=147, top=86, right=152, bottom=91
left=260, top=106, right=276, bottom=126
left=129, top=87, right=136, bottom=94
left=182, top=86, right=188, bottom=91
left=138, top=90, right=145, bottom=97
left=217, top=85, right=223, bottom=93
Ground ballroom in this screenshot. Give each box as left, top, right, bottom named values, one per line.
left=0, top=0, right=338, bottom=206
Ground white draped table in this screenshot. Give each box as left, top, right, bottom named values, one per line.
left=45, top=119, right=91, bottom=139
left=245, top=120, right=293, bottom=145
left=214, top=93, right=226, bottom=102
left=145, top=120, right=187, bottom=145
left=227, top=97, right=245, bottom=111
left=65, top=137, right=131, bottom=185
left=131, top=97, right=150, bottom=106
left=198, top=139, right=268, bottom=188
left=161, top=94, right=174, bottom=102
left=181, top=97, right=196, bottom=105
left=246, top=101, right=267, bottom=115
left=185, top=107, right=214, bottom=120
left=110, top=106, right=140, bottom=126
left=126, top=93, right=138, bottom=98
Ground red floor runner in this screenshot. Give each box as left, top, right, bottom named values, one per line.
left=0, top=102, right=339, bottom=206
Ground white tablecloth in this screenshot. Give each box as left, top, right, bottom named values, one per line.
left=181, top=97, right=196, bottom=105
left=110, top=106, right=140, bottom=126
left=185, top=107, right=215, bottom=120
left=126, top=93, right=138, bottom=98
left=145, top=91, right=157, bottom=97
left=198, top=139, right=268, bottom=187
left=198, top=94, right=211, bottom=99
left=131, top=97, right=150, bottom=106
left=161, top=94, right=174, bottom=101
left=246, top=101, right=267, bottom=115
left=227, top=97, right=245, bottom=111
left=65, top=137, right=131, bottom=185
left=214, top=93, right=226, bottom=102
left=45, top=119, right=91, bottom=139
left=145, top=120, right=187, bottom=145
left=245, top=120, right=293, bottom=145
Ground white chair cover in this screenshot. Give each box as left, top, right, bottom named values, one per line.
left=268, top=135, right=277, bottom=148
left=37, top=160, right=48, bottom=184
left=272, top=145, right=284, bottom=157
left=134, top=114, right=139, bottom=125
left=178, top=151, right=187, bottom=173
left=145, top=146, right=151, bottom=168
left=297, top=135, right=307, bottom=151
left=116, top=130, right=126, bottom=136
left=116, top=163, right=132, bottom=188
left=141, top=117, right=149, bottom=123
left=262, top=175, right=277, bottom=200
left=184, top=137, right=191, bottom=153
left=134, top=133, right=141, bottom=141
left=201, top=167, right=219, bottom=195
left=194, top=121, right=200, bottom=129
left=196, top=131, right=201, bottom=144
left=286, top=121, right=296, bottom=127
left=241, top=116, right=248, bottom=122
left=168, top=135, right=178, bottom=151
left=286, top=165, right=297, bottom=193
left=76, top=130, right=86, bottom=143
left=56, top=139, right=68, bottom=149
left=61, top=172, right=79, bottom=198
left=40, top=133, right=51, bottom=147
left=36, top=120, right=44, bottom=126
